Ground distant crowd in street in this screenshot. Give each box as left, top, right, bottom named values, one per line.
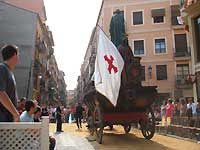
left=152, top=97, right=200, bottom=127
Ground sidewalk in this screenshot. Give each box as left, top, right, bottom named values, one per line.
left=52, top=132, right=95, bottom=150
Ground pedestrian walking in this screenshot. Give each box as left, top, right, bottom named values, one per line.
left=0, top=45, right=20, bottom=122
left=75, top=103, right=84, bottom=129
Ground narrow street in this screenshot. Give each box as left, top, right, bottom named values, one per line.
left=49, top=123, right=200, bottom=150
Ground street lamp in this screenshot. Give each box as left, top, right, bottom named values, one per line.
left=148, top=65, right=152, bottom=79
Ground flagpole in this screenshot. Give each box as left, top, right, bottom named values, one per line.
left=95, top=0, right=111, bottom=41
left=95, top=0, right=104, bottom=28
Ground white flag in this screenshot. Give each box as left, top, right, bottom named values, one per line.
left=94, top=29, right=124, bottom=106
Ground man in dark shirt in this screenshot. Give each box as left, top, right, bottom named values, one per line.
left=0, top=45, right=20, bottom=122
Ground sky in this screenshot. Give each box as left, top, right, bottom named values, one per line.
left=44, top=0, right=102, bottom=90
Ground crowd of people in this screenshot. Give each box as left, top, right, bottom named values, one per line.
left=153, top=97, right=200, bottom=127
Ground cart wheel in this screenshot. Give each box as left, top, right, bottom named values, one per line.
left=140, top=107, right=155, bottom=140
left=94, top=106, right=104, bottom=144
left=124, top=124, right=131, bottom=134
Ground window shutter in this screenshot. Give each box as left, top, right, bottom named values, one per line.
left=156, top=65, right=167, bottom=80
left=171, top=5, right=180, bottom=25
left=151, top=9, right=165, bottom=17
left=175, top=34, right=187, bottom=52
left=171, top=5, right=180, bottom=16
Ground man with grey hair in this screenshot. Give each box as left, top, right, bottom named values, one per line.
left=0, top=45, right=20, bottom=122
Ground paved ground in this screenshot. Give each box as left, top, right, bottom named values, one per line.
left=49, top=123, right=200, bottom=150
left=51, top=132, right=94, bottom=150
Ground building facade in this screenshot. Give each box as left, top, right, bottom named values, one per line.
left=1, top=0, right=47, bottom=21
left=79, top=0, right=194, bottom=103
left=0, top=2, right=43, bottom=99
left=181, top=0, right=200, bottom=101
left=0, top=1, right=66, bottom=105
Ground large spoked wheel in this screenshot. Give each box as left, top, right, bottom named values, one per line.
left=123, top=124, right=131, bottom=134
left=94, top=106, right=104, bottom=144
left=140, top=107, right=155, bottom=140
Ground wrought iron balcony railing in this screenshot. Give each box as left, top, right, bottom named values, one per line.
left=174, top=47, right=191, bottom=57
left=175, top=75, right=193, bottom=89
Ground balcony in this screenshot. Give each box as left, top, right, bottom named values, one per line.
left=49, top=48, right=54, bottom=55
left=171, top=5, right=182, bottom=26
left=175, top=75, right=193, bottom=89
left=174, top=47, right=191, bottom=59
left=36, top=40, right=47, bottom=53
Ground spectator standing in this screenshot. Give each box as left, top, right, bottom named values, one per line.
left=161, top=100, right=167, bottom=126
left=56, top=105, right=63, bottom=132
left=165, top=99, right=174, bottom=126
left=75, top=103, right=84, bottom=129
left=187, top=97, right=196, bottom=126
left=34, top=106, right=42, bottom=122
left=0, top=45, right=20, bottom=122
left=195, top=98, right=200, bottom=127
left=17, top=97, right=26, bottom=114
left=174, top=98, right=181, bottom=117
left=180, top=99, right=187, bottom=117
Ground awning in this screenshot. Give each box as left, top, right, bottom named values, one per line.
left=151, top=9, right=165, bottom=17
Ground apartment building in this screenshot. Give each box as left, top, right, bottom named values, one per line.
left=96, top=0, right=193, bottom=101
left=181, top=0, right=200, bottom=101
left=1, top=0, right=47, bottom=21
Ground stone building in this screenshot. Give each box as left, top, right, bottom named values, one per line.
left=181, top=0, right=200, bottom=101
left=0, top=1, right=63, bottom=105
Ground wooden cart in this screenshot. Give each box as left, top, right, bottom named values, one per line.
left=83, top=56, right=157, bottom=144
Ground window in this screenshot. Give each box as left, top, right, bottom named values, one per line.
left=133, top=40, right=144, bottom=55
left=153, top=16, right=164, bottom=23
left=156, top=65, right=167, bottom=80
left=195, top=15, right=200, bottom=62
left=141, top=66, right=145, bottom=81
left=176, top=64, right=189, bottom=85
left=177, top=64, right=189, bottom=77
left=174, top=34, right=188, bottom=56
left=133, top=11, right=143, bottom=25
left=155, top=38, right=166, bottom=53
left=152, top=9, right=165, bottom=24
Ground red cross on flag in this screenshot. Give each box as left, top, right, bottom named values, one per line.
left=94, top=28, right=124, bottom=107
